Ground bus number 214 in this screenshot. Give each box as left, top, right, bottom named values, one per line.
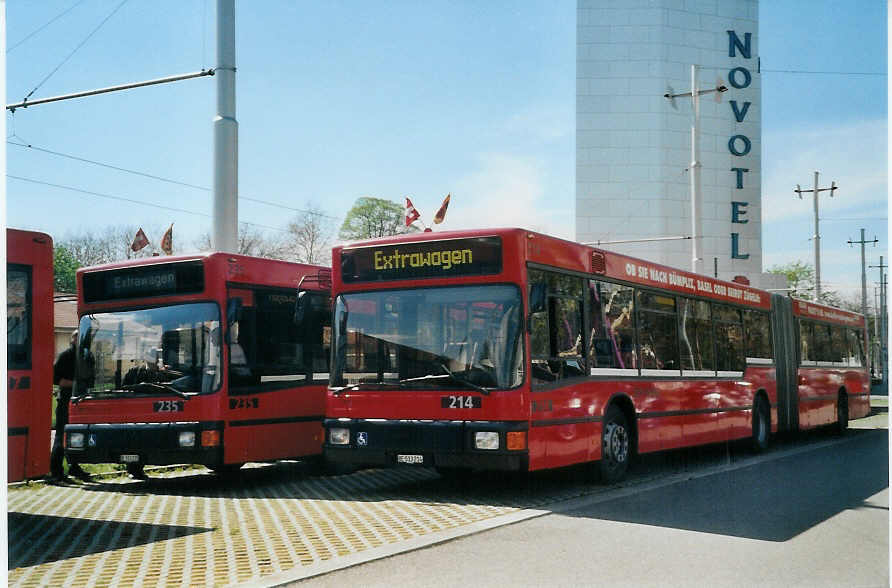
left=441, top=396, right=481, bottom=409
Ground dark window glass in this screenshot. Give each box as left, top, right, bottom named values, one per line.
left=636, top=290, right=679, bottom=373
left=813, top=323, right=832, bottom=363
left=230, top=287, right=331, bottom=391
left=529, top=269, right=585, bottom=385
left=588, top=280, right=636, bottom=370
left=714, top=304, right=744, bottom=372
left=847, top=329, right=865, bottom=367
left=743, top=310, right=773, bottom=361
left=7, top=266, right=31, bottom=370
left=799, top=321, right=814, bottom=363
left=678, top=298, right=714, bottom=373
left=829, top=326, right=846, bottom=364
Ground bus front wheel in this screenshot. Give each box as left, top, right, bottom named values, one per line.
left=599, top=405, right=630, bottom=484
left=835, top=393, right=848, bottom=436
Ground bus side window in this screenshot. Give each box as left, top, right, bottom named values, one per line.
left=679, top=297, right=714, bottom=374
left=713, top=304, right=744, bottom=373
left=847, top=328, right=865, bottom=367
left=799, top=320, right=813, bottom=364
left=636, top=290, right=679, bottom=373
left=529, top=269, right=584, bottom=386
left=743, top=309, right=772, bottom=363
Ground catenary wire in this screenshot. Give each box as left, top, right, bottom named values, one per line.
left=7, top=174, right=291, bottom=234
left=7, top=140, right=340, bottom=220
left=8, top=0, right=88, bottom=53
left=22, top=0, right=130, bottom=103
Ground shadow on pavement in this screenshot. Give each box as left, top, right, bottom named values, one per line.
left=561, top=428, right=889, bottom=542
left=8, top=513, right=213, bottom=569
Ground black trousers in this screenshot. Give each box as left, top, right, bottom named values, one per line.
left=50, top=389, right=72, bottom=476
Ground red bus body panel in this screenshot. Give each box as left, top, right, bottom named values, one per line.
left=326, top=228, right=868, bottom=473
left=7, top=229, right=54, bottom=481
left=71, top=253, right=328, bottom=466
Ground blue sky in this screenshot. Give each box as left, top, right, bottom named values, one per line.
left=5, top=0, right=887, bottom=305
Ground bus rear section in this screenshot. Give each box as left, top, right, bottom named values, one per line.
left=7, top=229, right=53, bottom=482
left=66, top=254, right=331, bottom=473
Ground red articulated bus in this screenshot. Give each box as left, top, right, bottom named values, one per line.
left=7, top=228, right=54, bottom=482
left=65, top=253, right=331, bottom=476
left=322, top=228, right=870, bottom=481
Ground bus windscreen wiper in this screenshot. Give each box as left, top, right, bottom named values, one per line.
left=438, top=363, right=490, bottom=396
left=121, top=382, right=191, bottom=399
left=332, top=381, right=409, bottom=396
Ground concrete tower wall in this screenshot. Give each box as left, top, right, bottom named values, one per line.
left=576, top=0, right=763, bottom=284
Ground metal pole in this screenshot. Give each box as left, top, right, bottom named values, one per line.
left=813, top=171, right=821, bottom=301
left=690, top=65, right=703, bottom=275
left=212, top=0, right=238, bottom=253
left=860, top=229, right=868, bottom=317
left=6, top=70, right=214, bottom=112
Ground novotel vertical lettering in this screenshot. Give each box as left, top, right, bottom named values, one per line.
left=727, top=30, right=754, bottom=261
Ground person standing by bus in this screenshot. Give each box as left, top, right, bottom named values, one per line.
left=51, top=331, right=88, bottom=481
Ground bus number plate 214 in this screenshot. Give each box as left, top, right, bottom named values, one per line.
left=441, top=395, right=482, bottom=409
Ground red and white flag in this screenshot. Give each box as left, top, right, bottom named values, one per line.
left=405, top=197, right=421, bottom=226
left=160, top=223, right=173, bottom=255
left=130, top=228, right=149, bottom=252
left=433, top=193, right=450, bottom=224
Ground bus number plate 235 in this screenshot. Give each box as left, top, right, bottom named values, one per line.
left=153, top=400, right=184, bottom=412
left=441, top=395, right=482, bottom=409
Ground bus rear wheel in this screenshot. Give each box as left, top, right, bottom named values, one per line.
left=835, top=393, right=848, bottom=436
left=599, top=405, right=630, bottom=484
left=751, top=396, right=769, bottom=453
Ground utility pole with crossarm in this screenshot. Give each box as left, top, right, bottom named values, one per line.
left=794, top=172, right=837, bottom=301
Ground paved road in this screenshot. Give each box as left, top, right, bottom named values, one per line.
left=294, top=427, right=889, bottom=588
left=10, top=405, right=888, bottom=587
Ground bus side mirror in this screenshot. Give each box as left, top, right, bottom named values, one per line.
left=227, top=297, right=243, bottom=325
left=294, top=291, right=308, bottom=324
left=529, top=283, right=546, bottom=313
left=226, top=298, right=242, bottom=344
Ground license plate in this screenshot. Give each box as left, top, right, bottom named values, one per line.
left=396, top=454, right=424, bottom=465
left=120, top=454, right=140, bottom=463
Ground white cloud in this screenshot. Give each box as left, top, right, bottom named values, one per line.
left=434, top=153, right=572, bottom=239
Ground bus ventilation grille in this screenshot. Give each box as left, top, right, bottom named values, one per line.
left=591, top=252, right=606, bottom=274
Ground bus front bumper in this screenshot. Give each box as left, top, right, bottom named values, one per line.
left=323, top=419, right=529, bottom=471
left=64, top=422, right=224, bottom=467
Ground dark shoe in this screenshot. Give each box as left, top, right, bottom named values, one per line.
left=69, top=466, right=90, bottom=481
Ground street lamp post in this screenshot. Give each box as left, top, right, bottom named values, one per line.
left=664, top=65, right=727, bottom=275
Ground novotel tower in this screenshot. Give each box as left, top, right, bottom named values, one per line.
left=576, top=0, right=778, bottom=288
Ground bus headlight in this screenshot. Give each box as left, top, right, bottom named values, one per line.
left=178, top=431, right=196, bottom=448
left=329, top=428, right=350, bottom=445
left=474, top=431, right=500, bottom=450
left=68, top=432, right=85, bottom=449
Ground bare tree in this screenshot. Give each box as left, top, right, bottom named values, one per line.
left=283, top=204, right=335, bottom=265
left=60, top=224, right=162, bottom=267
left=193, top=224, right=288, bottom=258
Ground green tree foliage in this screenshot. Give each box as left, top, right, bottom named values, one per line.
left=53, top=244, right=80, bottom=293
left=768, top=260, right=843, bottom=306
left=338, top=197, right=413, bottom=241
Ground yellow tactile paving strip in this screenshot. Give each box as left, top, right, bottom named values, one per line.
left=9, top=465, right=597, bottom=587
left=9, top=409, right=886, bottom=588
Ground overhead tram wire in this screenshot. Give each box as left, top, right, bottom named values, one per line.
left=20, top=0, right=130, bottom=104
left=8, top=0, right=89, bottom=53
left=7, top=175, right=290, bottom=234
left=7, top=141, right=340, bottom=220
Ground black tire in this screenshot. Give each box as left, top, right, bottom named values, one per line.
left=599, top=405, right=631, bottom=484
left=835, top=393, right=848, bottom=436
left=751, top=396, right=770, bottom=453
left=126, top=463, right=147, bottom=479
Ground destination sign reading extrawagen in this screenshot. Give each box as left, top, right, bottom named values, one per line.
left=340, top=236, right=502, bottom=282
left=83, top=260, right=205, bottom=302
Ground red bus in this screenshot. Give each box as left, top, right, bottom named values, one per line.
left=7, top=228, right=54, bottom=482
left=65, top=253, right=331, bottom=476
left=322, top=228, right=870, bottom=481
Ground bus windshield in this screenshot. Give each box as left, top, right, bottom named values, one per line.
left=76, top=302, right=222, bottom=397
left=331, top=285, right=523, bottom=391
